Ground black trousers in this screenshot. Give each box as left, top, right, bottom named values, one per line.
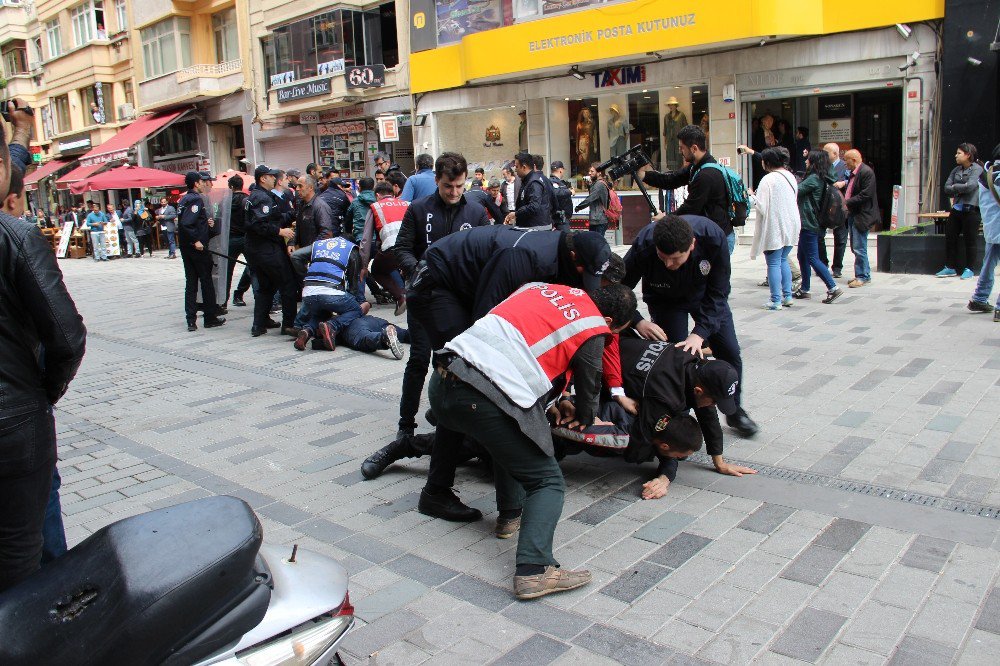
left=180, top=246, right=219, bottom=323
left=945, top=207, right=982, bottom=273
left=819, top=226, right=849, bottom=271
left=399, top=310, right=431, bottom=430
left=407, top=284, right=475, bottom=490
left=249, top=252, right=297, bottom=330
left=0, top=403, right=56, bottom=593
left=226, top=235, right=254, bottom=299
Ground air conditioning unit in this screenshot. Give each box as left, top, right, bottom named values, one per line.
left=118, top=103, right=135, bottom=120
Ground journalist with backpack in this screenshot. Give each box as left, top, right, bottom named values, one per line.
left=794, top=150, right=843, bottom=304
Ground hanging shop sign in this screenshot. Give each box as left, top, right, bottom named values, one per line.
left=300, top=112, right=321, bottom=124
left=276, top=78, right=332, bottom=103
left=57, top=134, right=92, bottom=154
left=345, top=65, right=386, bottom=89
left=377, top=115, right=400, bottom=142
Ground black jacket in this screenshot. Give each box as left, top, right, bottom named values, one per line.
left=463, top=188, right=504, bottom=224
left=550, top=176, right=574, bottom=231
left=394, top=191, right=489, bottom=279
left=176, top=189, right=213, bottom=248
left=318, top=187, right=350, bottom=238
left=295, top=196, right=334, bottom=248
left=845, top=163, right=881, bottom=231
left=623, top=215, right=732, bottom=340
left=1, top=212, right=86, bottom=408
left=514, top=170, right=552, bottom=228
left=643, top=154, right=733, bottom=235
left=244, top=184, right=287, bottom=259
left=229, top=191, right=247, bottom=238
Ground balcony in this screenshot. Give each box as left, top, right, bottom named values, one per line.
left=138, top=60, right=245, bottom=110
left=0, top=5, right=31, bottom=44
left=1, top=74, right=37, bottom=100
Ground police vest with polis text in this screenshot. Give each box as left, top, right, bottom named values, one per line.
left=445, top=283, right=611, bottom=409
left=370, top=197, right=408, bottom=250
left=307, top=237, right=355, bottom=290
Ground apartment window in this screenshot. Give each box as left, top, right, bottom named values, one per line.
left=114, top=0, right=127, bottom=32
left=213, top=8, right=238, bottom=63
left=46, top=20, right=62, bottom=59
left=123, top=80, right=133, bottom=106
left=150, top=119, right=198, bottom=157
left=53, top=95, right=72, bottom=134
left=71, top=1, right=106, bottom=46
left=141, top=17, right=191, bottom=78
left=80, top=82, right=115, bottom=124
left=2, top=45, right=28, bottom=77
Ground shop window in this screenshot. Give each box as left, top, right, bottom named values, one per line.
left=71, top=1, right=106, bottom=46
left=213, top=8, right=239, bottom=64
left=46, top=20, right=63, bottom=59
left=149, top=118, right=199, bottom=157
left=52, top=95, right=72, bottom=134
left=2, top=44, right=28, bottom=77
left=141, top=17, right=191, bottom=78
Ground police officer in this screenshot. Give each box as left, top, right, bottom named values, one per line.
left=623, top=214, right=760, bottom=439
left=244, top=164, right=296, bottom=337
left=503, top=152, right=551, bottom=228
left=549, top=160, right=574, bottom=232
left=391, top=151, right=490, bottom=441
left=177, top=171, right=225, bottom=332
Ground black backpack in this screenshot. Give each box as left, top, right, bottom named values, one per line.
left=818, top=181, right=847, bottom=230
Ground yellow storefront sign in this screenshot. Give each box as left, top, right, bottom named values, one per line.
left=411, top=0, right=944, bottom=93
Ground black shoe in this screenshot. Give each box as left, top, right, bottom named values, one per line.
left=265, top=318, right=281, bottom=329
left=233, top=293, right=247, bottom=307
left=281, top=326, right=299, bottom=337
left=418, top=488, right=482, bottom=522
left=396, top=426, right=415, bottom=440
left=831, top=270, right=842, bottom=279
left=251, top=328, right=267, bottom=337
left=968, top=300, right=993, bottom=313
left=204, top=317, right=226, bottom=329
left=727, top=409, right=759, bottom=438
left=218, top=305, right=228, bottom=315
left=995, top=309, right=1000, bottom=323
left=187, top=322, right=197, bottom=332
left=361, top=437, right=420, bottom=480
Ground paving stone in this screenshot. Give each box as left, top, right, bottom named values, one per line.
left=743, top=577, right=816, bottom=626
left=769, top=606, right=847, bottom=663
left=337, top=533, right=399, bottom=564
left=812, top=518, right=871, bottom=552
left=895, top=358, right=934, bottom=377
left=780, top=545, right=845, bottom=586
left=909, top=593, right=981, bottom=647
left=737, top=503, right=795, bottom=534
left=946, top=474, right=993, bottom=502
left=296, top=517, right=353, bottom=544
left=601, top=561, right=673, bottom=604
left=677, top=583, right=754, bottom=632
left=227, top=445, right=278, bottom=464
left=697, top=614, right=777, bottom=664
left=201, top=436, right=247, bottom=453
left=633, top=512, right=695, bottom=545
left=502, top=601, right=592, bottom=640
left=936, top=440, right=977, bottom=462
left=308, top=430, right=360, bottom=447
left=340, top=609, right=426, bottom=657
left=298, top=452, right=352, bottom=472
left=385, top=553, right=461, bottom=588
left=493, top=634, right=571, bottom=665
left=572, top=623, right=667, bottom=666
left=440, top=574, right=514, bottom=613
left=900, top=535, right=956, bottom=573
left=117, top=476, right=181, bottom=498
left=808, top=571, right=876, bottom=616
left=368, top=491, right=421, bottom=519
left=644, top=532, right=712, bottom=569
left=833, top=411, right=871, bottom=427
left=256, top=500, right=311, bottom=526
left=975, top=587, right=1000, bottom=634
left=355, top=578, right=429, bottom=622
left=887, top=635, right=955, bottom=666
left=926, top=414, right=962, bottom=433
left=652, top=619, right=715, bottom=655
left=839, top=600, right=913, bottom=655
left=569, top=496, right=633, bottom=526
left=823, top=644, right=887, bottom=665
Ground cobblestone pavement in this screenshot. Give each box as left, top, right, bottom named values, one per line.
left=52, top=244, right=1000, bottom=665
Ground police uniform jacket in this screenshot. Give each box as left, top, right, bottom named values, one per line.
left=394, top=191, right=489, bottom=280
left=618, top=337, right=725, bottom=478
left=176, top=189, right=212, bottom=249
left=623, top=215, right=731, bottom=340
left=514, top=170, right=552, bottom=228
left=244, top=184, right=286, bottom=259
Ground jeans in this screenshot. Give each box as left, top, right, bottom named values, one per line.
left=764, top=246, right=794, bottom=303
left=371, top=251, right=405, bottom=303
left=972, top=242, right=1000, bottom=307
left=90, top=230, right=108, bottom=261
left=945, top=207, right=982, bottom=272
left=165, top=230, right=178, bottom=258
left=41, top=467, right=67, bottom=563
left=299, top=292, right=363, bottom=336
left=727, top=231, right=737, bottom=255
left=849, top=220, right=871, bottom=282
left=180, top=246, right=220, bottom=324
left=339, top=315, right=410, bottom=353
left=123, top=226, right=140, bottom=256
left=429, top=373, right=565, bottom=567
left=798, top=230, right=837, bottom=293
left=0, top=403, right=57, bottom=593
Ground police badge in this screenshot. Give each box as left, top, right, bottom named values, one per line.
left=654, top=415, right=670, bottom=432
left=699, top=259, right=711, bottom=275
left=262, top=205, right=270, bottom=214
left=191, top=205, right=199, bottom=213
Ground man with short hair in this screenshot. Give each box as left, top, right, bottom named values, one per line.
left=156, top=196, right=178, bottom=259
left=177, top=171, right=226, bottom=331
left=822, top=143, right=851, bottom=275
left=401, top=153, right=436, bottom=202
left=843, top=149, right=879, bottom=287
left=387, top=170, right=407, bottom=198
left=501, top=164, right=518, bottom=212
left=470, top=167, right=486, bottom=189
left=244, top=164, right=297, bottom=336
left=84, top=201, right=109, bottom=261
left=306, top=163, right=319, bottom=180
left=318, top=173, right=350, bottom=238
left=359, top=180, right=408, bottom=314
left=374, top=170, right=385, bottom=184
left=550, top=160, right=569, bottom=185
left=227, top=174, right=254, bottom=308
left=504, top=152, right=551, bottom=228
left=293, top=175, right=334, bottom=250
left=348, top=177, right=377, bottom=244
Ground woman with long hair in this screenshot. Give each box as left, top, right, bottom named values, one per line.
left=794, top=149, right=842, bottom=304
left=750, top=147, right=801, bottom=309
left=937, top=143, right=985, bottom=279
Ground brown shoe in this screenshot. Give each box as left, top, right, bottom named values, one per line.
left=495, top=516, right=521, bottom=539
left=514, top=566, right=591, bottom=600
left=848, top=279, right=867, bottom=288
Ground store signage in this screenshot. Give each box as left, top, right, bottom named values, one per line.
left=318, top=107, right=366, bottom=123
left=276, top=78, right=332, bottom=103
left=57, top=134, right=92, bottom=153
left=56, top=221, right=74, bottom=258
left=317, top=59, right=345, bottom=76
left=318, top=121, right=367, bottom=136
left=345, top=65, right=386, bottom=89
left=300, top=112, right=321, bottom=124
left=818, top=119, right=851, bottom=143
left=397, top=113, right=413, bottom=126
left=156, top=156, right=212, bottom=174
left=528, top=14, right=696, bottom=53
left=377, top=116, right=400, bottom=142
left=484, top=125, right=503, bottom=147
left=409, top=0, right=437, bottom=53
left=593, top=65, right=646, bottom=88
left=270, top=71, right=296, bottom=87
left=890, top=185, right=901, bottom=229
left=818, top=94, right=852, bottom=120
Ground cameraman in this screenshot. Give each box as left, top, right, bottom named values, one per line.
left=503, top=152, right=551, bottom=228
left=638, top=125, right=736, bottom=253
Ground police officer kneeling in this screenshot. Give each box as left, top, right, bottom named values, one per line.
left=430, top=282, right=636, bottom=599
left=177, top=171, right=225, bottom=331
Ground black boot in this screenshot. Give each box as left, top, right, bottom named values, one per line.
left=360, top=436, right=421, bottom=480
left=232, top=292, right=247, bottom=306
left=727, top=409, right=759, bottom=438
left=418, top=487, right=482, bottom=522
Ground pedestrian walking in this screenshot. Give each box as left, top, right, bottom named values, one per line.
left=937, top=143, right=985, bottom=279
left=821, top=143, right=851, bottom=276
left=749, top=147, right=801, bottom=310
left=120, top=200, right=139, bottom=257
left=575, top=163, right=610, bottom=237
left=968, top=143, right=1000, bottom=321
left=794, top=149, right=843, bottom=304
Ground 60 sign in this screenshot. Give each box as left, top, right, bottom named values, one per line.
left=346, top=65, right=386, bottom=89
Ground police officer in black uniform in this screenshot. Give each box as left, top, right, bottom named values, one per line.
left=244, top=164, right=297, bottom=337
left=503, top=152, right=551, bottom=228
left=319, top=177, right=351, bottom=238
left=623, top=214, right=759, bottom=441
left=177, top=171, right=225, bottom=332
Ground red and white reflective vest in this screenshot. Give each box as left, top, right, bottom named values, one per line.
left=370, top=197, right=408, bottom=250
left=445, top=283, right=611, bottom=408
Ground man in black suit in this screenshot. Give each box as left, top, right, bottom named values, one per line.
left=843, top=149, right=880, bottom=288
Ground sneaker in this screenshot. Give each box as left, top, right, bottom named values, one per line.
left=793, top=289, right=811, bottom=299
left=782, top=298, right=794, bottom=308
left=384, top=325, right=404, bottom=360
left=316, top=321, right=336, bottom=351
left=394, top=299, right=407, bottom=317
left=495, top=516, right=521, bottom=539
left=758, top=277, right=769, bottom=287
left=822, top=287, right=843, bottom=304
left=961, top=268, right=975, bottom=280
left=763, top=301, right=781, bottom=311
left=935, top=267, right=957, bottom=278
left=968, top=300, right=993, bottom=313
left=187, top=322, right=197, bottom=332
left=514, top=566, right=591, bottom=600
left=293, top=329, right=311, bottom=351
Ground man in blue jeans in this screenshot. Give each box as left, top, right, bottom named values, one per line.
left=84, top=201, right=109, bottom=261
left=293, top=236, right=364, bottom=351
left=310, top=314, right=408, bottom=358
left=843, top=149, right=880, bottom=287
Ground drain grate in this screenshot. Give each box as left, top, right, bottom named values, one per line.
left=686, top=452, right=1000, bottom=520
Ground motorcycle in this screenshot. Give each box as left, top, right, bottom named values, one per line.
left=0, top=496, right=355, bottom=665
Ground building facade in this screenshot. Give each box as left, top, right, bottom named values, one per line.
left=410, top=0, right=946, bottom=238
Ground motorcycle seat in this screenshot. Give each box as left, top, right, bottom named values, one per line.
left=0, top=495, right=270, bottom=666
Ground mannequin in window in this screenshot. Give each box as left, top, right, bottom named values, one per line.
left=575, top=108, right=598, bottom=174
left=518, top=110, right=528, bottom=153
left=607, top=104, right=632, bottom=159
left=662, top=97, right=688, bottom=170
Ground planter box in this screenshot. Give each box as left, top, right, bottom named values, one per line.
left=877, top=227, right=985, bottom=274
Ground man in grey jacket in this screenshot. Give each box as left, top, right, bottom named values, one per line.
left=157, top=196, right=179, bottom=259
left=575, top=163, right=609, bottom=236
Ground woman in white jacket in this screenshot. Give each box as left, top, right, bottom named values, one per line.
left=751, top=147, right=802, bottom=309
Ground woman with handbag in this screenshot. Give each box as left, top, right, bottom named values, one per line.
left=794, top=150, right=843, bottom=304
left=750, top=147, right=801, bottom=310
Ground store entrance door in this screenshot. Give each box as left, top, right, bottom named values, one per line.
left=853, top=89, right=902, bottom=228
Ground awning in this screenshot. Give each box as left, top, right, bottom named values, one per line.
left=69, top=165, right=186, bottom=194
left=24, top=159, right=72, bottom=191
left=55, top=162, right=108, bottom=190
left=77, top=109, right=189, bottom=167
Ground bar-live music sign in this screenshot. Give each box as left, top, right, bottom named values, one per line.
left=593, top=65, right=646, bottom=88
left=276, top=79, right=332, bottom=103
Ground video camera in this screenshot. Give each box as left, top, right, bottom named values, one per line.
left=597, top=145, right=651, bottom=183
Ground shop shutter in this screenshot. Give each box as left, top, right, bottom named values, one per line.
left=261, top=135, right=315, bottom=172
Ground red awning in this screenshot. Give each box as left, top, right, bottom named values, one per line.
left=77, top=109, right=188, bottom=167
left=69, top=165, right=186, bottom=194
left=24, top=159, right=72, bottom=191
left=55, top=162, right=108, bottom=190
